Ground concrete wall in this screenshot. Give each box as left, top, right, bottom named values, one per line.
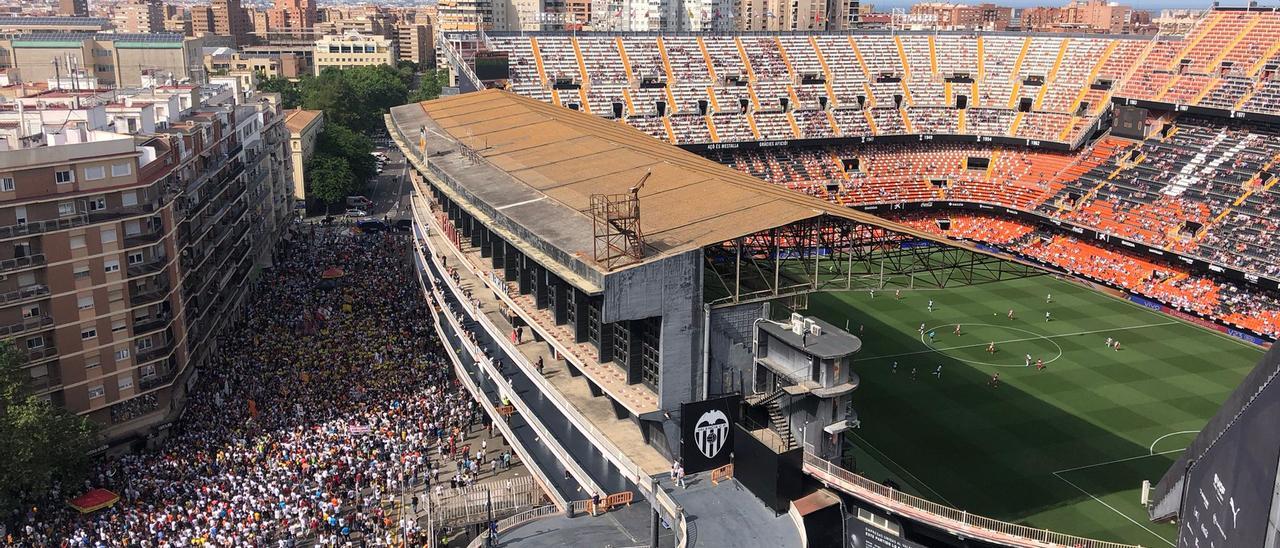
left=601, top=249, right=702, bottom=412
left=707, top=301, right=766, bottom=397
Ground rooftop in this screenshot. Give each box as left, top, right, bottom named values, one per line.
left=759, top=316, right=862, bottom=359
left=391, top=89, right=981, bottom=283
left=284, top=109, right=322, bottom=133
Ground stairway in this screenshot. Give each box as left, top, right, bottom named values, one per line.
left=767, top=401, right=797, bottom=450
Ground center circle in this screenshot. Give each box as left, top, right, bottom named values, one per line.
left=919, top=323, right=1064, bottom=368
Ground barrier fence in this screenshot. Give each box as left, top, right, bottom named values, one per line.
left=803, top=452, right=1144, bottom=548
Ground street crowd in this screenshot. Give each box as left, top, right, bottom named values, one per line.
left=6, top=225, right=487, bottom=547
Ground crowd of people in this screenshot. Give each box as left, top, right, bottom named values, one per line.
left=4, top=224, right=489, bottom=547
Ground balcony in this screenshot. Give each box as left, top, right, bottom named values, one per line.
left=0, top=315, right=54, bottom=337
left=127, top=257, right=168, bottom=277
left=28, top=370, right=62, bottom=393
left=21, top=344, right=58, bottom=364
left=0, top=214, right=88, bottom=240
left=87, top=202, right=158, bottom=224
left=0, top=253, right=46, bottom=274
left=139, top=364, right=178, bottom=391
left=132, top=313, right=172, bottom=336
left=123, top=229, right=165, bottom=248
left=135, top=340, right=174, bottom=365
left=0, top=284, right=49, bottom=307
left=129, top=281, right=171, bottom=307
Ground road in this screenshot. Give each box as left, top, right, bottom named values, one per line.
left=364, top=145, right=412, bottom=222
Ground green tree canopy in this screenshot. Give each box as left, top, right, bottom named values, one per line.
left=317, top=125, right=377, bottom=184
left=409, top=69, right=448, bottom=104
left=257, top=75, right=302, bottom=109
left=301, top=66, right=409, bottom=134
left=308, top=154, right=359, bottom=208
left=0, top=344, right=98, bottom=515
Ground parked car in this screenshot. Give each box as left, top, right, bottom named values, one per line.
left=346, top=196, right=373, bottom=207
left=344, top=208, right=368, bottom=218
left=394, top=219, right=412, bottom=232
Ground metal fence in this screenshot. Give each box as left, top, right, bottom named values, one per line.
left=803, top=452, right=1143, bottom=548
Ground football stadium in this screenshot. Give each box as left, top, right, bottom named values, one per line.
left=395, top=5, right=1280, bottom=548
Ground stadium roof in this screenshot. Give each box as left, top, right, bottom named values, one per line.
left=391, top=89, right=1000, bottom=279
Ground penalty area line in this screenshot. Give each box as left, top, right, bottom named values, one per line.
left=1051, top=471, right=1176, bottom=547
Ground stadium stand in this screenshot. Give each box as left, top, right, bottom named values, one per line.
left=474, top=9, right=1280, bottom=340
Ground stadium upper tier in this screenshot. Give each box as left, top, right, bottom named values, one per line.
left=480, top=9, right=1280, bottom=148
left=487, top=33, right=1147, bottom=147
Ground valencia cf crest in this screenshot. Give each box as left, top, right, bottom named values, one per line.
left=694, top=409, right=729, bottom=459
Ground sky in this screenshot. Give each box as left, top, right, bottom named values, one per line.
left=870, top=0, right=1275, bottom=11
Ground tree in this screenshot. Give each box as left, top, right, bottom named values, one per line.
left=308, top=154, right=359, bottom=210
left=0, top=343, right=98, bottom=515
left=408, top=69, right=448, bottom=104
left=257, top=75, right=302, bottom=109
left=317, top=125, right=377, bottom=184
left=301, top=66, right=409, bottom=134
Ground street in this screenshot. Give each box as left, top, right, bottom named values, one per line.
left=365, top=145, right=412, bottom=222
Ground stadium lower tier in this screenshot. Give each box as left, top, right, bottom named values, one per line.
left=883, top=211, right=1280, bottom=339
left=699, top=114, right=1280, bottom=283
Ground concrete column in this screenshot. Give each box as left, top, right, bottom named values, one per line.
left=468, top=217, right=482, bottom=248
left=490, top=233, right=504, bottom=269
left=503, top=243, right=519, bottom=280
left=552, top=277, right=567, bottom=325
left=517, top=255, right=532, bottom=295
left=572, top=288, right=589, bottom=343
left=534, top=264, right=549, bottom=309
left=479, top=226, right=492, bottom=258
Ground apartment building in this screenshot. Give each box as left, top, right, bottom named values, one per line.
left=284, top=108, right=323, bottom=201
left=0, top=81, right=293, bottom=444
left=113, top=0, right=165, bottom=33
left=312, top=32, right=396, bottom=74
left=394, top=22, right=434, bottom=68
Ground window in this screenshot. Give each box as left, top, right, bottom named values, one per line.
left=111, top=162, right=132, bottom=177
left=104, top=259, right=119, bottom=273
left=114, top=348, right=130, bottom=361
left=87, top=385, right=105, bottom=399
left=136, top=337, right=153, bottom=351
left=117, top=376, right=133, bottom=390
left=81, top=327, right=97, bottom=340
left=73, top=265, right=90, bottom=279
left=26, top=336, right=44, bottom=350
left=140, top=364, right=156, bottom=378
left=111, top=319, right=126, bottom=333
left=121, top=191, right=138, bottom=207
left=22, top=304, right=39, bottom=318
left=14, top=206, right=26, bottom=225
left=108, top=289, right=123, bottom=302
left=70, top=235, right=86, bottom=249
left=88, top=196, right=106, bottom=211
left=55, top=170, right=74, bottom=184
left=84, top=166, right=106, bottom=181
left=58, top=201, right=76, bottom=217
left=77, top=295, right=94, bottom=310
left=101, top=228, right=117, bottom=244
left=127, top=252, right=144, bottom=265
left=0, top=177, right=13, bottom=192
left=84, top=356, right=100, bottom=369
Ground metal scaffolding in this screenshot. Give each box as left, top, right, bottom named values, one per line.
left=702, top=215, right=1044, bottom=307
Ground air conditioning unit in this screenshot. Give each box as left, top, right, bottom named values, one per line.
left=790, top=313, right=804, bottom=335
left=809, top=322, right=822, bottom=337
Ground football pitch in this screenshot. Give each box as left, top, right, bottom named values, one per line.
left=800, top=274, right=1264, bottom=545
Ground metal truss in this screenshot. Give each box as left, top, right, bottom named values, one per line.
left=703, top=214, right=1045, bottom=307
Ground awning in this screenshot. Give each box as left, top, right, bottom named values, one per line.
left=823, top=419, right=857, bottom=435
left=67, top=488, right=119, bottom=513
left=792, top=489, right=840, bottom=516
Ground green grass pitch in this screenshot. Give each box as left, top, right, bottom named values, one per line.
left=801, top=274, right=1264, bottom=545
